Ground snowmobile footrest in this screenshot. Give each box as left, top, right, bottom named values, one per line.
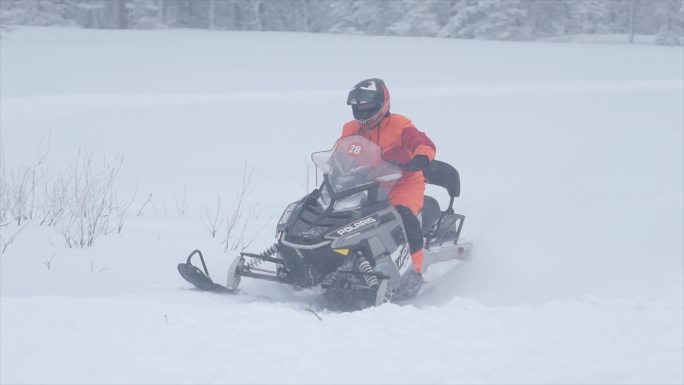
left=336, top=270, right=391, bottom=281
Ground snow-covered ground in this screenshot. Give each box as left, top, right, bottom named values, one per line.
left=1, top=27, right=682, bottom=384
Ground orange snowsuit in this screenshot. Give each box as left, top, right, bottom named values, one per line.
left=341, top=113, right=436, bottom=272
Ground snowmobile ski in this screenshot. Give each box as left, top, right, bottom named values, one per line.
left=177, top=250, right=235, bottom=293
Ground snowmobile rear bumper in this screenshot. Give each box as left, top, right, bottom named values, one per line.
left=423, top=241, right=473, bottom=268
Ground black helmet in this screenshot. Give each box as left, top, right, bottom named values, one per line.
left=346, top=78, right=390, bottom=129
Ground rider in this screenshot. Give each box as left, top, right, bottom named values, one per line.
left=340, top=78, right=436, bottom=276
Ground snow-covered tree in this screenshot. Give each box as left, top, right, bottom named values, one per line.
left=440, top=0, right=530, bottom=40
left=329, top=0, right=394, bottom=35
left=523, top=0, right=572, bottom=38
left=0, top=0, right=76, bottom=26
left=127, top=0, right=163, bottom=29
left=207, top=0, right=215, bottom=29
left=654, top=0, right=684, bottom=45
left=110, top=0, right=129, bottom=29
left=68, top=0, right=104, bottom=29
left=0, top=1, right=22, bottom=30
left=244, top=0, right=264, bottom=31
left=259, top=1, right=302, bottom=31
left=328, top=0, right=360, bottom=34
left=387, top=0, right=440, bottom=37
left=566, top=0, right=612, bottom=35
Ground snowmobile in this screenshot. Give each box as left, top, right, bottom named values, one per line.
left=178, top=135, right=471, bottom=311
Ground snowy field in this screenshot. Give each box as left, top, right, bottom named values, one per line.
left=1, top=27, right=683, bottom=384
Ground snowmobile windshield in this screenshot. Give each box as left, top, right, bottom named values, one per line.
left=311, top=135, right=402, bottom=196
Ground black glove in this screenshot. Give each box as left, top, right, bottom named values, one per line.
left=402, top=155, right=431, bottom=171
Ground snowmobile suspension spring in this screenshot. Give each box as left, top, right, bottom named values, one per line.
left=246, top=244, right=280, bottom=269
left=357, top=259, right=379, bottom=288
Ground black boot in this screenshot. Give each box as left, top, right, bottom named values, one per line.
left=393, top=268, right=424, bottom=301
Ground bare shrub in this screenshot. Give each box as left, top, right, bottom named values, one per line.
left=2, top=143, right=135, bottom=252
left=0, top=165, right=10, bottom=227
left=7, top=166, right=36, bottom=225
left=233, top=202, right=273, bottom=252
left=114, top=182, right=138, bottom=234
left=42, top=253, right=56, bottom=271
left=202, top=194, right=223, bottom=238
left=57, top=151, right=125, bottom=248
left=174, top=183, right=187, bottom=215
left=0, top=167, right=30, bottom=253
left=220, top=164, right=273, bottom=252
left=223, top=164, right=252, bottom=252
left=5, top=136, right=50, bottom=225
left=137, top=193, right=160, bottom=216
left=1, top=222, right=30, bottom=254
left=0, top=135, right=48, bottom=253
left=90, top=260, right=107, bottom=273
left=38, top=169, right=68, bottom=226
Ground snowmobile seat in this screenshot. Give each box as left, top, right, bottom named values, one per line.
left=424, top=160, right=460, bottom=213
left=422, top=160, right=466, bottom=248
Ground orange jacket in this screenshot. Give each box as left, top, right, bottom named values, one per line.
left=340, top=113, right=436, bottom=179
left=340, top=114, right=436, bottom=216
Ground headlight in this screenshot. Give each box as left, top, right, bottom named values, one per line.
left=333, top=191, right=368, bottom=212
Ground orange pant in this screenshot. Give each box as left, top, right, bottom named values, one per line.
left=411, top=250, right=424, bottom=273
left=388, top=174, right=426, bottom=216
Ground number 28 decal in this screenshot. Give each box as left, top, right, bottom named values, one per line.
left=348, top=144, right=363, bottom=155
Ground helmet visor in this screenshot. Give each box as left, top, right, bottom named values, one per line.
left=352, top=103, right=379, bottom=120
left=347, top=88, right=380, bottom=105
